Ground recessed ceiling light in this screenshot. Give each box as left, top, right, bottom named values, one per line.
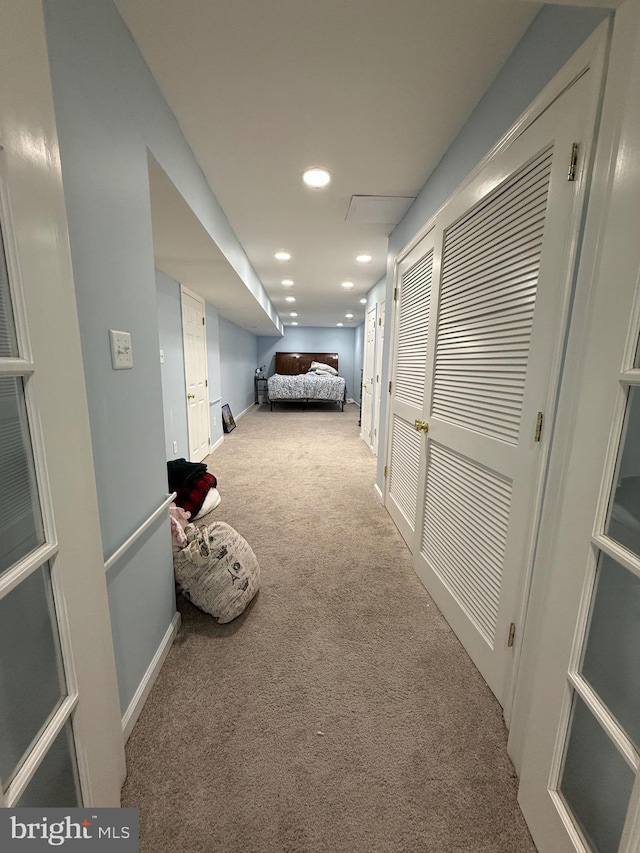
left=274, top=251, right=291, bottom=261
left=290, top=312, right=298, bottom=317
left=360, top=298, right=367, bottom=304
left=281, top=279, right=294, bottom=286
left=356, top=253, right=372, bottom=264
left=341, top=281, right=354, bottom=289
left=291, top=321, right=298, bottom=326
left=302, top=167, right=331, bottom=188
left=336, top=322, right=344, bottom=327
left=345, top=313, right=354, bottom=319
left=285, top=296, right=296, bottom=302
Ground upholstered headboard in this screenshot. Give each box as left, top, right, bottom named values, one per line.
left=274, top=352, right=339, bottom=376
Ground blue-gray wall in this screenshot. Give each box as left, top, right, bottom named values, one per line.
left=156, top=270, right=189, bottom=460
left=354, top=324, right=364, bottom=404
left=42, top=0, right=278, bottom=714
left=219, top=317, right=258, bottom=420
left=257, top=327, right=358, bottom=400
left=206, top=303, right=224, bottom=447
left=374, top=5, right=611, bottom=490
left=155, top=270, right=231, bottom=456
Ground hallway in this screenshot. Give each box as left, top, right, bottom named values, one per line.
left=121, top=403, right=535, bottom=852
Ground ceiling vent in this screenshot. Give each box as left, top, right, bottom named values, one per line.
left=345, top=195, right=416, bottom=224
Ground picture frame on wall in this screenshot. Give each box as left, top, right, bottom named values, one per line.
left=221, top=403, right=236, bottom=433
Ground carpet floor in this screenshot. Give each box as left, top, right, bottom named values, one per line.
left=121, top=402, right=536, bottom=853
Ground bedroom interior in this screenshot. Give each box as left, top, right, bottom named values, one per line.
left=5, top=1, right=640, bottom=851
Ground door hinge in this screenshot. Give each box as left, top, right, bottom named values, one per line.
left=567, top=142, right=579, bottom=182
left=394, top=287, right=398, bottom=301
left=376, top=374, right=379, bottom=382
left=388, top=380, right=392, bottom=393
left=208, top=437, right=211, bottom=445
left=378, top=317, right=382, bottom=325
left=384, top=465, right=388, bottom=478
left=507, top=622, right=516, bottom=648
left=534, top=411, right=544, bottom=443
left=202, top=316, right=205, bottom=325
left=374, top=428, right=377, bottom=436
left=205, top=379, right=208, bottom=387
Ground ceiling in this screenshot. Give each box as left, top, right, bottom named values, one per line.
left=118, top=0, right=545, bottom=333
left=148, top=155, right=281, bottom=334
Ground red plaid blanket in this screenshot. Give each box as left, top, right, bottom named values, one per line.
left=173, top=472, right=217, bottom=518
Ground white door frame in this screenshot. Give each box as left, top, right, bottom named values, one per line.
left=514, top=2, right=640, bottom=849
left=373, top=300, right=385, bottom=457
left=0, top=0, right=124, bottom=806
left=383, top=21, right=609, bottom=721
left=361, top=304, right=377, bottom=449
left=181, top=285, right=210, bottom=462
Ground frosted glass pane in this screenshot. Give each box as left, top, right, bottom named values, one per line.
left=582, top=553, right=640, bottom=749
left=17, top=722, right=81, bottom=807
left=606, top=387, right=640, bottom=556
left=560, top=693, right=634, bottom=852
left=0, top=376, right=44, bottom=575
left=0, top=221, right=18, bottom=357
left=0, top=564, right=66, bottom=790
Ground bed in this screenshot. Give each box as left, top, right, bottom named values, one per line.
left=267, top=352, right=346, bottom=411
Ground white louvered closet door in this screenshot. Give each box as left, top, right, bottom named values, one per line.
left=386, top=231, right=435, bottom=548
left=412, top=72, right=593, bottom=706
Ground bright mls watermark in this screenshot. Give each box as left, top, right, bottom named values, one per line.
left=0, top=810, right=138, bottom=851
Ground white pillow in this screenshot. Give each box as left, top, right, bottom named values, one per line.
left=309, top=360, right=338, bottom=375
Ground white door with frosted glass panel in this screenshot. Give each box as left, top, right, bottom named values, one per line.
left=0, top=1, right=123, bottom=807
left=410, top=70, right=596, bottom=706
left=385, top=231, right=434, bottom=549
left=518, top=12, right=640, bottom=849
left=373, top=300, right=385, bottom=456
left=181, top=287, right=210, bottom=462
left=361, top=305, right=377, bottom=447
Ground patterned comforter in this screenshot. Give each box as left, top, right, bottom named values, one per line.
left=267, top=372, right=346, bottom=402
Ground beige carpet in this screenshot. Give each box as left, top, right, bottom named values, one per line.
left=121, top=402, right=536, bottom=853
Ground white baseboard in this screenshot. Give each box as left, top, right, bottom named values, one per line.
left=122, top=611, right=181, bottom=742
left=374, top=483, right=384, bottom=504
left=209, top=434, right=224, bottom=455
left=235, top=403, right=253, bottom=421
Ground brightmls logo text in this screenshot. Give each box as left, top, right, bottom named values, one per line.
left=0, top=810, right=138, bottom=851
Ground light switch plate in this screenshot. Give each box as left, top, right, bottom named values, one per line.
left=109, top=330, right=133, bottom=370
left=159, top=349, right=165, bottom=364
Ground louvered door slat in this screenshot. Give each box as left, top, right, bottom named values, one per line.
left=389, top=415, right=421, bottom=528
left=395, top=250, right=433, bottom=408
left=432, top=144, right=553, bottom=445
left=444, top=180, right=550, bottom=254
left=422, top=443, right=512, bottom=645
left=445, top=147, right=553, bottom=242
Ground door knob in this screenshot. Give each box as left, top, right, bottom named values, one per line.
left=414, top=419, right=429, bottom=433
left=187, top=394, right=195, bottom=399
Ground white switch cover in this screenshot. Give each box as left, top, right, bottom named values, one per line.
left=109, top=330, right=133, bottom=370
left=159, top=349, right=165, bottom=364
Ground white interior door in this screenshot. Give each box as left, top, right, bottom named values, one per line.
left=0, top=1, right=123, bottom=807
left=385, top=231, right=435, bottom=548
left=181, top=287, right=210, bottom=462
left=415, top=74, right=593, bottom=705
left=373, top=300, right=385, bottom=456
left=361, top=305, right=377, bottom=447
left=518, top=9, right=640, bottom=849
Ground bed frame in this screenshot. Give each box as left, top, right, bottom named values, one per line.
left=270, top=352, right=345, bottom=410
left=274, top=352, right=339, bottom=376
